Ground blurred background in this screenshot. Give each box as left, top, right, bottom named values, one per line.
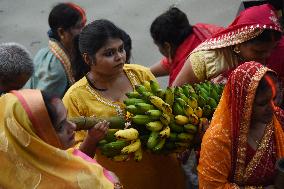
left=0, top=0, right=242, bottom=87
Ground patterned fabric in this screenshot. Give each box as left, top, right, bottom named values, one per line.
left=0, top=89, right=113, bottom=189
left=160, top=23, right=223, bottom=86
left=198, top=62, right=284, bottom=188
left=63, top=64, right=186, bottom=189
left=193, top=4, right=282, bottom=52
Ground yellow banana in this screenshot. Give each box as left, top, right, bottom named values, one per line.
left=134, top=147, right=143, bottom=161
left=112, top=154, right=129, bottom=161
left=194, top=107, right=203, bottom=118
left=121, top=139, right=141, bottom=154
left=160, top=113, right=171, bottom=125
left=159, top=126, right=170, bottom=138
left=142, top=80, right=152, bottom=92
left=164, top=87, right=174, bottom=106
left=115, top=128, right=139, bottom=141
left=187, top=96, right=198, bottom=109
left=184, top=105, right=194, bottom=117
left=188, top=114, right=199, bottom=125
left=149, top=96, right=172, bottom=114
left=146, top=121, right=163, bottom=131
left=175, top=115, right=189, bottom=125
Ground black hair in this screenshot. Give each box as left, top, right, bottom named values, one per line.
left=71, top=35, right=90, bottom=80
left=246, top=29, right=282, bottom=44
left=41, top=90, right=59, bottom=130
left=150, top=7, right=193, bottom=49
left=48, top=3, right=84, bottom=41
left=120, top=29, right=132, bottom=63
left=79, top=19, right=125, bottom=57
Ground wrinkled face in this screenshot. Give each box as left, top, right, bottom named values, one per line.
left=0, top=74, right=30, bottom=92
left=238, top=40, right=278, bottom=64
left=251, top=83, right=275, bottom=124
left=51, top=98, right=76, bottom=149
left=90, top=38, right=126, bottom=75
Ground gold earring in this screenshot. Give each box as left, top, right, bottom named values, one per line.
left=233, top=46, right=240, bottom=54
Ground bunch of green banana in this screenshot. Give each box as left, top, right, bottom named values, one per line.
left=119, top=79, right=225, bottom=157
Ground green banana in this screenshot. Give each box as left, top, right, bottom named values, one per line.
left=178, top=93, right=189, bottom=103
left=169, top=122, right=184, bottom=133
left=207, top=97, right=218, bottom=109
left=126, top=105, right=140, bottom=114
left=153, top=138, right=166, bottom=152
left=132, top=115, right=153, bottom=125
left=145, top=109, right=162, bottom=120
left=135, top=84, right=148, bottom=94
left=150, top=80, right=160, bottom=94
left=101, top=140, right=129, bottom=157
left=184, top=124, right=198, bottom=134
left=105, top=129, right=119, bottom=142
left=146, top=121, right=163, bottom=131
left=177, top=133, right=194, bottom=142
left=156, top=89, right=165, bottom=99
left=124, top=98, right=145, bottom=106
left=197, top=96, right=206, bottom=108
left=135, top=103, right=155, bottom=113
left=175, top=97, right=187, bottom=108
left=98, top=139, right=108, bottom=147
left=173, top=102, right=185, bottom=115
left=147, top=131, right=159, bottom=149
left=125, top=91, right=141, bottom=98
left=199, top=90, right=209, bottom=101
left=164, top=87, right=174, bottom=106
left=174, top=86, right=184, bottom=96
left=182, top=85, right=190, bottom=97
left=210, top=88, right=220, bottom=102
left=189, top=92, right=199, bottom=100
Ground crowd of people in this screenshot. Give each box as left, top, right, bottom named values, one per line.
left=0, top=1, right=283, bottom=189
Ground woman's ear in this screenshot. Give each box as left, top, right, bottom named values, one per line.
left=82, top=53, right=93, bottom=66
left=57, top=27, right=66, bottom=42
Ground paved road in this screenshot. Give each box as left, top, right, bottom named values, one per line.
left=0, top=0, right=242, bottom=87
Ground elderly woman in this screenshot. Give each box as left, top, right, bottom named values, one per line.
left=63, top=19, right=186, bottom=189
left=198, top=62, right=284, bottom=188
left=0, top=89, right=123, bottom=188
left=0, top=42, right=33, bottom=95
left=26, top=2, right=86, bottom=98
left=173, top=4, right=282, bottom=86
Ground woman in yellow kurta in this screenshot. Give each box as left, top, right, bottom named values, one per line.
left=198, top=62, right=284, bottom=188
left=0, top=89, right=116, bottom=189
left=63, top=19, right=185, bottom=189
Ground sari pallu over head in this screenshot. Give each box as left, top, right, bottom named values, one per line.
left=0, top=89, right=113, bottom=189
left=226, top=62, right=284, bottom=184
left=193, top=4, right=282, bottom=52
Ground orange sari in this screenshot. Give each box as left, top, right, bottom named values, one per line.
left=198, top=62, right=284, bottom=188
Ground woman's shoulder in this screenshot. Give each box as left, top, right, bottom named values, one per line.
left=124, top=64, right=150, bottom=72
left=64, top=77, right=88, bottom=97
left=124, top=64, right=156, bottom=81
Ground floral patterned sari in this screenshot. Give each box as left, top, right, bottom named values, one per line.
left=198, top=62, right=284, bottom=188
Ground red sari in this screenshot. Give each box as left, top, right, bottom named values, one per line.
left=198, top=62, right=284, bottom=188
left=161, top=23, right=223, bottom=86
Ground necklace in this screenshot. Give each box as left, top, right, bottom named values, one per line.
left=86, top=73, right=108, bottom=91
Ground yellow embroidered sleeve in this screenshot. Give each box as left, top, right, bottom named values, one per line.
left=190, top=51, right=207, bottom=81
